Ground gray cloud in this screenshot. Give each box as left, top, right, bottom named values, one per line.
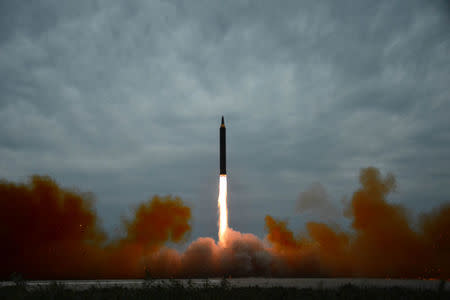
left=0, top=0, right=449, bottom=240
left=297, top=182, right=340, bottom=221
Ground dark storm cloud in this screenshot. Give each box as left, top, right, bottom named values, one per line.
left=1, top=0, right=449, bottom=239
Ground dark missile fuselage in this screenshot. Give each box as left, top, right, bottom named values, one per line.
left=220, top=116, right=226, bottom=175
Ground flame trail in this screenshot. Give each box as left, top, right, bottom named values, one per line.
left=1, top=167, right=449, bottom=279
left=218, top=174, right=228, bottom=243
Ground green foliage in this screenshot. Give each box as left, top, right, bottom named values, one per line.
left=9, top=272, right=26, bottom=288
left=220, top=277, right=231, bottom=290
left=0, top=282, right=448, bottom=300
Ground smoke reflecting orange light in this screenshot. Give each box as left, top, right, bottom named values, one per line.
left=1, top=167, right=449, bottom=279
left=218, top=174, right=228, bottom=244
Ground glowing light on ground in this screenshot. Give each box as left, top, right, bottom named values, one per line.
left=218, top=174, right=228, bottom=243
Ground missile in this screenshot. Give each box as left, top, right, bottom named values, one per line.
left=220, top=116, right=226, bottom=175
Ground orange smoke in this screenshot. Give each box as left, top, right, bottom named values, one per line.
left=1, top=167, right=449, bottom=279
left=122, top=195, right=191, bottom=249
left=0, top=176, right=191, bottom=279
left=265, top=167, right=450, bottom=279
left=0, top=175, right=104, bottom=279
left=265, top=216, right=302, bottom=252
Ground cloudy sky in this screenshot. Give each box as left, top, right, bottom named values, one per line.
left=1, top=0, right=449, bottom=241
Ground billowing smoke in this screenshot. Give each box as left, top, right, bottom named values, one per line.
left=265, top=167, right=450, bottom=279
left=0, top=176, right=191, bottom=279
left=0, top=167, right=449, bottom=279
left=146, top=228, right=272, bottom=278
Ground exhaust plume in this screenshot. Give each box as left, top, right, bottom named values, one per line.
left=0, top=167, right=448, bottom=279
left=218, top=175, right=228, bottom=244
left=265, top=167, right=450, bottom=278
left=0, top=176, right=191, bottom=279
left=122, top=195, right=191, bottom=249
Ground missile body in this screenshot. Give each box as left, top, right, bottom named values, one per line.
left=220, top=116, right=226, bottom=175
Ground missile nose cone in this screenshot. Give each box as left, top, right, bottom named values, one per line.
left=221, top=116, right=225, bottom=125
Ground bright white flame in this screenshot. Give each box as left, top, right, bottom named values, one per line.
left=218, top=174, right=228, bottom=243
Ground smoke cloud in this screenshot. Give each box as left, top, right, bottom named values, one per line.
left=0, top=167, right=449, bottom=279
left=297, top=182, right=340, bottom=220
left=0, top=176, right=191, bottom=279
left=265, top=167, right=450, bottom=279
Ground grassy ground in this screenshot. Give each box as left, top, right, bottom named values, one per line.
left=0, top=279, right=448, bottom=300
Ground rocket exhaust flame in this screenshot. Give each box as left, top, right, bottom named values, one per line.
left=218, top=175, right=228, bottom=243
left=0, top=167, right=449, bottom=279
left=0, top=114, right=448, bottom=279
